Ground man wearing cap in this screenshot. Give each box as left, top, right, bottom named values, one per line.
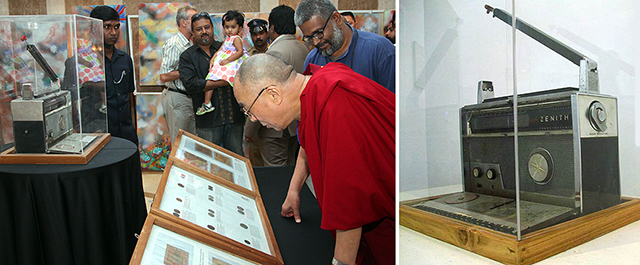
left=160, top=5, right=198, bottom=144
left=247, top=19, right=269, bottom=56
left=243, top=18, right=270, bottom=165
left=244, top=5, right=309, bottom=166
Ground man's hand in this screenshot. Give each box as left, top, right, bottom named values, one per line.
left=281, top=190, right=301, bottom=223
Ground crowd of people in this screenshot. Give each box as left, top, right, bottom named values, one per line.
left=95, top=0, right=396, bottom=264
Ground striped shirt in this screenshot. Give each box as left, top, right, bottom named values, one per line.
left=160, top=31, right=191, bottom=91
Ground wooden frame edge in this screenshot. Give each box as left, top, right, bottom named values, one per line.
left=130, top=214, right=280, bottom=265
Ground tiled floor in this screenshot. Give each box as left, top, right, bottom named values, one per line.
left=141, top=170, right=163, bottom=213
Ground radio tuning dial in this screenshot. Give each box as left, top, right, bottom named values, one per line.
left=472, top=167, right=482, bottom=178
left=528, top=148, right=554, bottom=185
left=588, top=101, right=607, bottom=131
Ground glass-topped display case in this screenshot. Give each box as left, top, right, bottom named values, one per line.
left=400, top=1, right=638, bottom=264
left=0, top=15, right=107, bottom=155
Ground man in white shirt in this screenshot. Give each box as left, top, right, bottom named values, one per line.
left=160, top=5, right=198, bottom=144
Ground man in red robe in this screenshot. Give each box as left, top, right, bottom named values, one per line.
left=233, top=54, right=395, bottom=265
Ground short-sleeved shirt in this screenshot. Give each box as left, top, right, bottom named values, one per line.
left=160, top=32, right=191, bottom=91
left=105, top=48, right=138, bottom=145
left=303, top=25, right=396, bottom=93
left=247, top=45, right=267, bottom=56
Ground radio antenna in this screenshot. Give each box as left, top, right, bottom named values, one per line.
left=21, top=35, right=59, bottom=83
left=485, top=5, right=598, bottom=93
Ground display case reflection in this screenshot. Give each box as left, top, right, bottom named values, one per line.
left=0, top=15, right=107, bottom=153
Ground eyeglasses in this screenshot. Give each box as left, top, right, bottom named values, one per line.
left=242, top=85, right=271, bottom=118
left=302, top=13, right=333, bottom=43
left=192, top=12, right=210, bottom=21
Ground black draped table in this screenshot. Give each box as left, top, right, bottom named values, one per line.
left=253, top=166, right=335, bottom=264
left=0, top=137, right=147, bottom=265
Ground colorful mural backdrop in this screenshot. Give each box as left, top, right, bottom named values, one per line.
left=138, top=2, right=190, bottom=85
left=137, top=94, right=171, bottom=170
left=73, top=5, right=128, bottom=53
left=354, top=12, right=383, bottom=35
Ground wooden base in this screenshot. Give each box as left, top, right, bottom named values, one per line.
left=0, top=133, right=111, bottom=164
left=400, top=195, right=640, bottom=265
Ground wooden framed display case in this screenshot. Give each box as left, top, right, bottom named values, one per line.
left=130, top=214, right=264, bottom=265
left=169, top=130, right=258, bottom=193
left=131, top=130, right=283, bottom=265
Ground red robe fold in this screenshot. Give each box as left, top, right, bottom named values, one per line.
left=299, top=63, right=395, bottom=264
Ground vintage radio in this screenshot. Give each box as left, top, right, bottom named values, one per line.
left=409, top=6, right=620, bottom=235
left=11, top=84, right=73, bottom=153
left=10, top=35, right=86, bottom=154
left=461, top=88, right=619, bottom=211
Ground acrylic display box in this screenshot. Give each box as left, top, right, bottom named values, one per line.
left=0, top=15, right=109, bottom=164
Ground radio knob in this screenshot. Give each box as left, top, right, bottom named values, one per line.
left=472, top=167, right=482, bottom=178
left=486, top=169, right=496, bottom=180
left=588, top=101, right=607, bottom=131
left=597, top=108, right=606, bottom=122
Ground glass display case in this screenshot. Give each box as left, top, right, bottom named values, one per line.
left=399, top=1, right=639, bottom=264
left=0, top=15, right=107, bottom=156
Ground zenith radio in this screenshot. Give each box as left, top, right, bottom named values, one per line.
left=410, top=5, right=620, bottom=236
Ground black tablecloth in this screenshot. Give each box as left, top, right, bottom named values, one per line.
left=0, top=137, right=147, bottom=265
left=253, top=166, right=335, bottom=264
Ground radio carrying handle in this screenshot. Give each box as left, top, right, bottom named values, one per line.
left=485, top=5, right=599, bottom=93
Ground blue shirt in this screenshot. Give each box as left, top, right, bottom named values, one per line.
left=105, top=48, right=138, bottom=146
left=303, top=26, right=395, bottom=93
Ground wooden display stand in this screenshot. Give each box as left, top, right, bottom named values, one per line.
left=0, top=133, right=110, bottom=164
left=400, top=195, right=640, bottom=265
left=130, top=130, right=283, bottom=265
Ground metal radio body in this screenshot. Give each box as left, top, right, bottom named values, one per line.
left=461, top=88, right=620, bottom=215
left=11, top=89, right=73, bottom=153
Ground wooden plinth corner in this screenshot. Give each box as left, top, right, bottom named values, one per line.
left=0, top=133, right=111, bottom=164
left=400, top=195, right=640, bottom=265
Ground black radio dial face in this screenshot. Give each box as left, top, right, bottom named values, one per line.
left=528, top=148, right=554, bottom=185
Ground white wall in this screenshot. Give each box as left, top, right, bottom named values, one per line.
left=399, top=0, right=640, bottom=198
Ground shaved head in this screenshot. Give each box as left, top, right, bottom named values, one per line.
left=234, top=53, right=304, bottom=131
left=235, top=53, right=296, bottom=94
